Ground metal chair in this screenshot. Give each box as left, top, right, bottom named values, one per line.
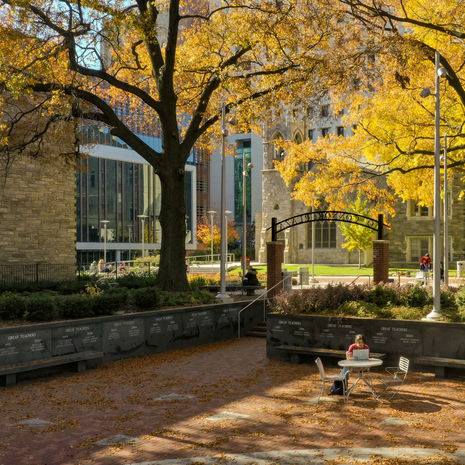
left=378, top=356, right=410, bottom=401
left=315, top=357, right=347, bottom=403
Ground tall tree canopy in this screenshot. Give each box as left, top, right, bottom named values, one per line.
left=276, top=0, right=465, bottom=219
left=0, top=0, right=335, bottom=290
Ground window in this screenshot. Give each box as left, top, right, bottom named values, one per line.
left=196, top=180, right=209, bottom=192
left=275, top=148, right=285, bottom=160
left=308, top=129, right=314, bottom=141
left=321, top=128, right=330, bottom=137
left=308, top=221, right=336, bottom=248
left=337, top=126, right=344, bottom=137
left=408, top=200, right=431, bottom=218
left=408, top=237, right=431, bottom=262
left=321, top=105, right=330, bottom=118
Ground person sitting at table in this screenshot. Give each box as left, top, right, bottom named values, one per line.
left=330, top=334, right=369, bottom=395
left=243, top=266, right=260, bottom=296
left=346, top=334, right=370, bottom=359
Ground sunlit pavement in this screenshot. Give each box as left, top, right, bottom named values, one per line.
left=1, top=338, right=465, bottom=465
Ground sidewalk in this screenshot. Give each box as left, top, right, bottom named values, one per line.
left=1, top=337, right=465, bottom=465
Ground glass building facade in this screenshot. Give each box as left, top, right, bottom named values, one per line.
left=76, top=152, right=195, bottom=265
left=234, top=139, right=252, bottom=225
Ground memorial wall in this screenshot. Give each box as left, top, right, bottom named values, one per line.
left=267, top=314, right=465, bottom=363
left=0, top=302, right=263, bottom=367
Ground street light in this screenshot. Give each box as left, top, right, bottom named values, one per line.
left=100, top=220, right=109, bottom=264
left=242, top=157, right=254, bottom=279
left=217, top=103, right=235, bottom=302
left=137, top=214, right=148, bottom=259
left=443, top=134, right=449, bottom=286
left=128, top=225, right=133, bottom=261
left=225, top=210, right=232, bottom=269
left=207, top=210, right=216, bottom=263
left=421, top=50, right=447, bottom=320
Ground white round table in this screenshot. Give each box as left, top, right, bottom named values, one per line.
left=338, top=358, right=383, bottom=399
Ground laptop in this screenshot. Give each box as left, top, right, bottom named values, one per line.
left=353, top=349, right=369, bottom=360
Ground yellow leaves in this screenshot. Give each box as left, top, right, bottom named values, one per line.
left=196, top=216, right=238, bottom=249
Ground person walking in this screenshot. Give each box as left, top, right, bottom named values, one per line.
left=420, top=253, right=432, bottom=286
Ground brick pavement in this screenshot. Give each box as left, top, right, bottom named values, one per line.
left=1, top=337, right=465, bottom=465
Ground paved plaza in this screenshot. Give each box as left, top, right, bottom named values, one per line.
left=1, top=337, right=465, bottom=465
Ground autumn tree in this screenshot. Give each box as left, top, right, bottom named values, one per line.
left=339, top=193, right=375, bottom=268
left=0, top=0, right=336, bottom=291
left=196, top=216, right=238, bottom=254
left=276, top=0, right=465, bottom=218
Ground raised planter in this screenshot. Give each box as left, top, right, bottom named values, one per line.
left=267, top=313, right=465, bottom=375
left=0, top=301, right=264, bottom=383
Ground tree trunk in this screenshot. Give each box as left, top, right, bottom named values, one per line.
left=156, top=164, right=190, bottom=291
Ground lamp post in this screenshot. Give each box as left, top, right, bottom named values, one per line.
left=217, top=103, right=234, bottom=302
left=128, top=225, right=133, bottom=261
left=242, top=156, right=254, bottom=279
left=443, top=134, right=449, bottom=286
left=207, top=210, right=216, bottom=263
left=225, top=210, right=232, bottom=265
left=137, top=214, right=148, bottom=259
left=421, top=50, right=447, bottom=320
left=310, top=207, right=318, bottom=283
left=100, top=220, right=109, bottom=264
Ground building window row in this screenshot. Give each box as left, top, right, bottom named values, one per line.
left=308, top=126, right=345, bottom=141
left=196, top=180, right=209, bottom=192
left=307, top=221, right=337, bottom=249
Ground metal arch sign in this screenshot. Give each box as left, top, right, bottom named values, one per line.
left=267, top=211, right=389, bottom=242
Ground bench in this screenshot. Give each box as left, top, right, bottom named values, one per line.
left=0, top=350, right=104, bottom=387
left=414, top=356, right=465, bottom=378
left=201, top=284, right=264, bottom=296
left=275, top=345, right=386, bottom=364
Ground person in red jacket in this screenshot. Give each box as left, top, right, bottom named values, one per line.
left=420, top=253, right=432, bottom=285
left=346, top=334, right=370, bottom=359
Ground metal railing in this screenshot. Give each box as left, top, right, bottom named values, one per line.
left=349, top=275, right=371, bottom=286
left=187, top=253, right=235, bottom=264
left=0, top=263, right=76, bottom=284
left=237, top=278, right=288, bottom=338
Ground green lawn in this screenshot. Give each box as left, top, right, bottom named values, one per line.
left=229, top=264, right=457, bottom=276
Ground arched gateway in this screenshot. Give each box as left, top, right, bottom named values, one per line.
left=266, top=212, right=390, bottom=295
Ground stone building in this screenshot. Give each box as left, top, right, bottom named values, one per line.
left=0, top=96, right=77, bottom=280
left=255, top=104, right=465, bottom=268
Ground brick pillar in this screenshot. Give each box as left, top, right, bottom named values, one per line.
left=267, top=241, right=284, bottom=297
left=373, top=240, right=389, bottom=284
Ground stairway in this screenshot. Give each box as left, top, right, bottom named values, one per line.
left=245, top=321, right=266, bottom=338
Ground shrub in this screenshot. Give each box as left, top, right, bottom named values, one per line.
left=440, top=288, right=457, bottom=309
left=189, top=290, right=216, bottom=305
left=367, top=285, right=399, bottom=307
left=92, top=289, right=128, bottom=316
left=455, top=286, right=465, bottom=311
left=56, top=280, right=90, bottom=295
left=336, top=300, right=381, bottom=318
left=115, top=274, right=158, bottom=289
left=24, top=295, right=58, bottom=322
left=400, top=284, right=431, bottom=308
left=0, top=293, right=26, bottom=320
left=160, top=291, right=185, bottom=307
left=57, top=295, right=95, bottom=319
left=389, top=305, right=427, bottom=320
left=132, top=287, right=161, bottom=308
left=270, top=284, right=370, bottom=315
left=189, top=275, right=215, bottom=290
